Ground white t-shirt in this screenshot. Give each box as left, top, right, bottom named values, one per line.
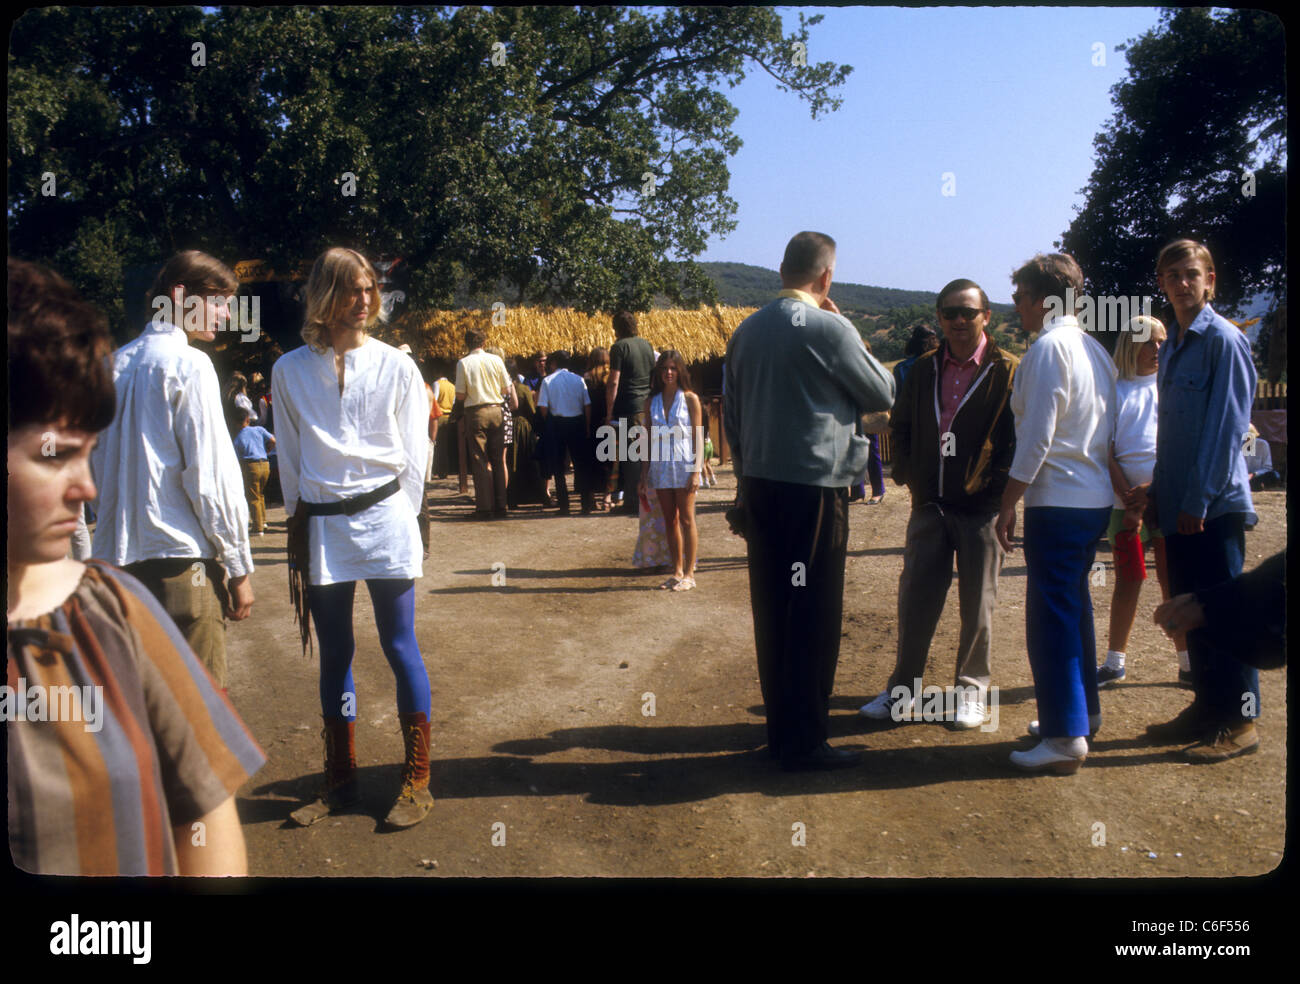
left=1112, top=374, right=1158, bottom=508
left=272, top=337, right=428, bottom=585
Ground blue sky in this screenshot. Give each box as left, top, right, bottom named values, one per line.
left=696, top=5, right=1168, bottom=303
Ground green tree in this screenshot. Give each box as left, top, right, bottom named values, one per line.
left=9, top=7, right=851, bottom=327
left=1058, top=8, right=1285, bottom=317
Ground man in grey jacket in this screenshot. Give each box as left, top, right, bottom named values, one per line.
left=724, top=231, right=895, bottom=770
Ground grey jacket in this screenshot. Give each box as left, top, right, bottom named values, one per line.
left=724, top=296, right=895, bottom=488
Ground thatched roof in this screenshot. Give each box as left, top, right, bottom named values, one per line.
left=382, top=305, right=759, bottom=366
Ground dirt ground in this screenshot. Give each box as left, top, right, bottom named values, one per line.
left=230, top=467, right=1286, bottom=879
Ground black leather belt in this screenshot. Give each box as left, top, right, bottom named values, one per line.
left=298, top=478, right=401, bottom=517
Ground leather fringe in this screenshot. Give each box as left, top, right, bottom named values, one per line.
left=286, top=509, right=314, bottom=658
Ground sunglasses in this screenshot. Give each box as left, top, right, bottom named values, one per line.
left=940, top=306, right=984, bottom=321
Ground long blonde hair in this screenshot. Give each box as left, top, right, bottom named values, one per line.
left=301, top=248, right=385, bottom=351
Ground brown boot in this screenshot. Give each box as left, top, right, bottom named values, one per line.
left=385, top=711, right=434, bottom=829
left=1182, top=721, right=1260, bottom=763
left=289, top=717, right=359, bottom=826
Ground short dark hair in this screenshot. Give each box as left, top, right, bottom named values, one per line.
left=8, top=258, right=117, bottom=433
left=1012, top=253, right=1084, bottom=311
left=465, top=327, right=487, bottom=350
left=936, top=278, right=990, bottom=312
left=612, top=311, right=638, bottom=338
left=649, top=349, right=694, bottom=397
left=905, top=323, right=939, bottom=358
left=780, top=231, right=836, bottom=283
left=548, top=350, right=569, bottom=371
left=146, top=250, right=239, bottom=314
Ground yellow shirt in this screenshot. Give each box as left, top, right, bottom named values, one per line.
left=435, top=378, right=455, bottom=415
left=455, top=350, right=512, bottom=407
left=777, top=288, right=819, bottom=307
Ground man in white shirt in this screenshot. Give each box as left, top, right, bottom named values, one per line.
left=91, top=251, right=255, bottom=690
left=995, top=252, right=1116, bottom=775
left=537, top=350, right=595, bottom=514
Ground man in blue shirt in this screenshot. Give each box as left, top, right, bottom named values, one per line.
left=1144, top=239, right=1259, bottom=762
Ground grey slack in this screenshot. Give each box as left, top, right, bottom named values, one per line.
left=888, top=502, right=1002, bottom=695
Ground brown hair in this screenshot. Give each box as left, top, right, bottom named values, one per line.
left=1011, top=253, right=1084, bottom=311
left=936, top=278, right=991, bottom=312
left=649, top=349, right=694, bottom=397
left=8, top=258, right=117, bottom=432
left=1156, top=238, right=1217, bottom=304
left=612, top=311, right=638, bottom=338
left=781, top=231, right=837, bottom=283
left=302, top=248, right=384, bottom=351
left=146, top=250, right=239, bottom=318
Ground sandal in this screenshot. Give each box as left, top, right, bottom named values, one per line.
left=659, top=576, right=681, bottom=590
left=671, top=576, right=696, bottom=592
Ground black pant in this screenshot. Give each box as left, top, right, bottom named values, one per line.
left=743, top=477, right=849, bottom=759
left=547, top=415, right=594, bottom=511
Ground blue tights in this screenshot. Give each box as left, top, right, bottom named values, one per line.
left=307, top=579, right=430, bottom=721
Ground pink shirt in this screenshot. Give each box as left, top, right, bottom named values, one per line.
left=938, top=332, right=988, bottom=435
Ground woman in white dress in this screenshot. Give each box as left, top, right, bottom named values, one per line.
left=273, top=247, right=434, bottom=829
left=641, top=350, right=704, bottom=591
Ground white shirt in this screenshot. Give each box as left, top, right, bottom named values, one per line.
left=272, top=336, right=428, bottom=585
left=234, top=391, right=257, bottom=423
left=1009, top=315, right=1117, bottom=509
left=90, top=321, right=253, bottom=577
left=537, top=368, right=591, bottom=417
left=1112, top=374, right=1158, bottom=508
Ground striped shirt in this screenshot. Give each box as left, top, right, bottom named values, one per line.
left=6, top=561, right=265, bottom=875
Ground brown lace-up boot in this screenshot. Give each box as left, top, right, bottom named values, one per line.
left=289, top=717, right=359, bottom=827
left=385, top=711, right=434, bottom=829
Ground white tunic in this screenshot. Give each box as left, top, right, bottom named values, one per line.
left=90, top=321, right=253, bottom=577
left=272, top=337, right=429, bottom=585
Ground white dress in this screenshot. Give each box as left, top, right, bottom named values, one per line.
left=272, top=337, right=429, bottom=585
left=646, top=390, right=695, bottom=490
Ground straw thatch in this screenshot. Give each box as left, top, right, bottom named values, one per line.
left=383, top=305, right=759, bottom=366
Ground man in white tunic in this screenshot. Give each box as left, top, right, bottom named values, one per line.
left=274, top=247, right=433, bottom=829
left=91, top=250, right=254, bottom=691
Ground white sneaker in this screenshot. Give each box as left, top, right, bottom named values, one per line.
left=952, top=691, right=986, bottom=730
left=1028, top=713, right=1101, bottom=737
left=858, top=689, right=915, bottom=721
left=1009, top=737, right=1087, bottom=774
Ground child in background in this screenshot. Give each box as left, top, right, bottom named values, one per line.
left=232, top=407, right=275, bottom=535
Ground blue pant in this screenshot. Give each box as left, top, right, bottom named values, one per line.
left=307, top=579, right=430, bottom=720
left=1023, top=506, right=1110, bottom=738
left=1165, top=513, right=1259, bottom=726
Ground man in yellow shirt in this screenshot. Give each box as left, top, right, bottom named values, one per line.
left=455, top=328, right=518, bottom=518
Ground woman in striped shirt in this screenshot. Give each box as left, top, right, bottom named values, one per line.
left=6, top=258, right=265, bottom=876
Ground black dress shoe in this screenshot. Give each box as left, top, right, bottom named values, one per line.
left=780, top=742, right=861, bottom=772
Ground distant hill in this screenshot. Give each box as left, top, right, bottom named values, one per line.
left=699, top=261, right=938, bottom=313
left=700, top=261, right=1015, bottom=316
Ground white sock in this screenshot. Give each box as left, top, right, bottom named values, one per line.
left=1177, top=650, right=1190, bottom=672
left=1106, top=650, right=1126, bottom=670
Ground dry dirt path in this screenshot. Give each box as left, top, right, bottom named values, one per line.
left=230, top=468, right=1286, bottom=879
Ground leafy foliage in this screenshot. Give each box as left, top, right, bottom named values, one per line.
left=1058, top=8, right=1285, bottom=318
left=9, top=7, right=851, bottom=328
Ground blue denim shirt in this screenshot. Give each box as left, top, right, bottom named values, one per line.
left=1153, top=304, right=1256, bottom=534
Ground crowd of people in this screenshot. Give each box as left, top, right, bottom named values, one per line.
left=5, top=229, right=1284, bottom=875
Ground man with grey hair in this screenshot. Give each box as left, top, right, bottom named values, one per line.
left=725, top=231, right=894, bottom=771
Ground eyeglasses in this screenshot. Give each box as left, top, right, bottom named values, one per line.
left=940, top=306, right=984, bottom=321
left=1011, top=291, right=1025, bottom=304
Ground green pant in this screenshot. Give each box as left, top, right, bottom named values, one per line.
left=123, top=558, right=229, bottom=688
